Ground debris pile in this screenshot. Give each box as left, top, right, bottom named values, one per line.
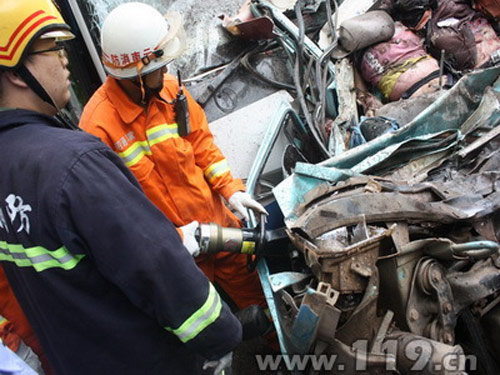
left=187, top=0, right=500, bottom=373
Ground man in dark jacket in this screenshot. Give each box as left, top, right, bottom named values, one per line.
left=0, top=1, right=241, bottom=374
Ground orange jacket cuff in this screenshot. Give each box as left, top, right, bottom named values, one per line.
left=219, top=179, right=246, bottom=202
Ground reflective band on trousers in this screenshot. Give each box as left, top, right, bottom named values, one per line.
left=165, top=283, right=222, bottom=343
left=118, top=124, right=179, bottom=167
left=0, top=240, right=85, bottom=272
left=204, top=159, right=230, bottom=183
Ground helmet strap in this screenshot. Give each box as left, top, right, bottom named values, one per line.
left=138, top=73, right=147, bottom=105
left=16, top=64, right=59, bottom=111
left=134, top=59, right=157, bottom=105
left=132, top=75, right=165, bottom=105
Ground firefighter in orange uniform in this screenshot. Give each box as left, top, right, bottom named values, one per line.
left=0, top=267, right=48, bottom=373
left=80, top=2, right=268, bottom=310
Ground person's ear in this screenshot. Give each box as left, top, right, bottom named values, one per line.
left=4, top=70, right=29, bottom=89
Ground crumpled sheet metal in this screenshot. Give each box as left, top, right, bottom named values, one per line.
left=359, top=130, right=461, bottom=175
left=294, top=192, right=464, bottom=239
left=291, top=130, right=462, bottom=215
left=274, top=66, right=500, bottom=226
left=460, top=86, right=500, bottom=134
left=291, top=172, right=500, bottom=239
left=374, top=84, right=500, bottom=183
left=288, top=225, right=391, bottom=293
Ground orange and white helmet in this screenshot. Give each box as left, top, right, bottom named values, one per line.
left=0, top=0, right=74, bottom=69
left=101, top=2, right=185, bottom=79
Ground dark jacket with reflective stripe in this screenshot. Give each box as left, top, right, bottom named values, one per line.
left=0, top=109, right=241, bottom=374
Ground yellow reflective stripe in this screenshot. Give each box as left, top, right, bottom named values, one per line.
left=0, top=317, right=8, bottom=325
left=146, top=124, right=179, bottom=147
left=117, top=140, right=151, bottom=167
left=0, top=241, right=85, bottom=273
left=204, top=159, right=230, bottom=183
left=116, top=124, right=178, bottom=167
left=164, top=283, right=222, bottom=343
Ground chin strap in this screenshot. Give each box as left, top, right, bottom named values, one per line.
left=131, top=78, right=168, bottom=105
left=16, top=64, right=59, bottom=111
left=16, top=64, right=79, bottom=130
left=54, top=111, right=79, bottom=130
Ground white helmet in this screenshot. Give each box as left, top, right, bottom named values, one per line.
left=101, top=2, right=185, bottom=79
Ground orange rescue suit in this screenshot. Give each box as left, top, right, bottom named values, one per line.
left=0, top=266, right=51, bottom=373
left=80, top=74, right=265, bottom=309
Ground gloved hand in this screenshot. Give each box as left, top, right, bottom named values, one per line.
left=228, top=191, right=268, bottom=222
left=203, top=352, right=233, bottom=375
left=179, top=221, right=200, bottom=257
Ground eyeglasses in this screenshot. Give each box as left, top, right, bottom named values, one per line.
left=28, top=44, right=66, bottom=57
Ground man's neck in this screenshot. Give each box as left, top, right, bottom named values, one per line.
left=117, top=79, right=146, bottom=106
left=0, top=91, right=56, bottom=116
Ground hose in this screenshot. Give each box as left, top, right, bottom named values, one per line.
left=292, top=3, right=330, bottom=157
left=240, top=42, right=297, bottom=91
left=314, top=0, right=338, bottom=143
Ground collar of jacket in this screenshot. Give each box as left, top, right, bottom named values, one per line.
left=105, top=76, right=174, bottom=125
left=105, top=77, right=144, bottom=125
left=0, top=108, right=59, bottom=132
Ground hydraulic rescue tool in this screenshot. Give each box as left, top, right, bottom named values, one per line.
left=195, top=214, right=288, bottom=255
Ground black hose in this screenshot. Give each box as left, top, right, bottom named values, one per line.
left=240, top=42, right=297, bottom=91
left=294, top=2, right=305, bottom=87
left=251, top=0, right=331, bottom=157
left=303, top=56, right=317, bottom=103
left=276, top=35, right=297, bottom=76
left=314, top=0, right=339, bottom=144
left=294, top=47, right=330, bottom=158
left=325, top=0, right=336, bottom=43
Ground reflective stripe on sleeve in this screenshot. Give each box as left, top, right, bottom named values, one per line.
left=0, top=241, right=85, bottom=273
left=164, top=283, right=222, bottom=343
left=117, top=140, right=151, bottom=167
left=146, top=124, right=179, bottom=147
left=204, top=159, right=230, bottom=183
